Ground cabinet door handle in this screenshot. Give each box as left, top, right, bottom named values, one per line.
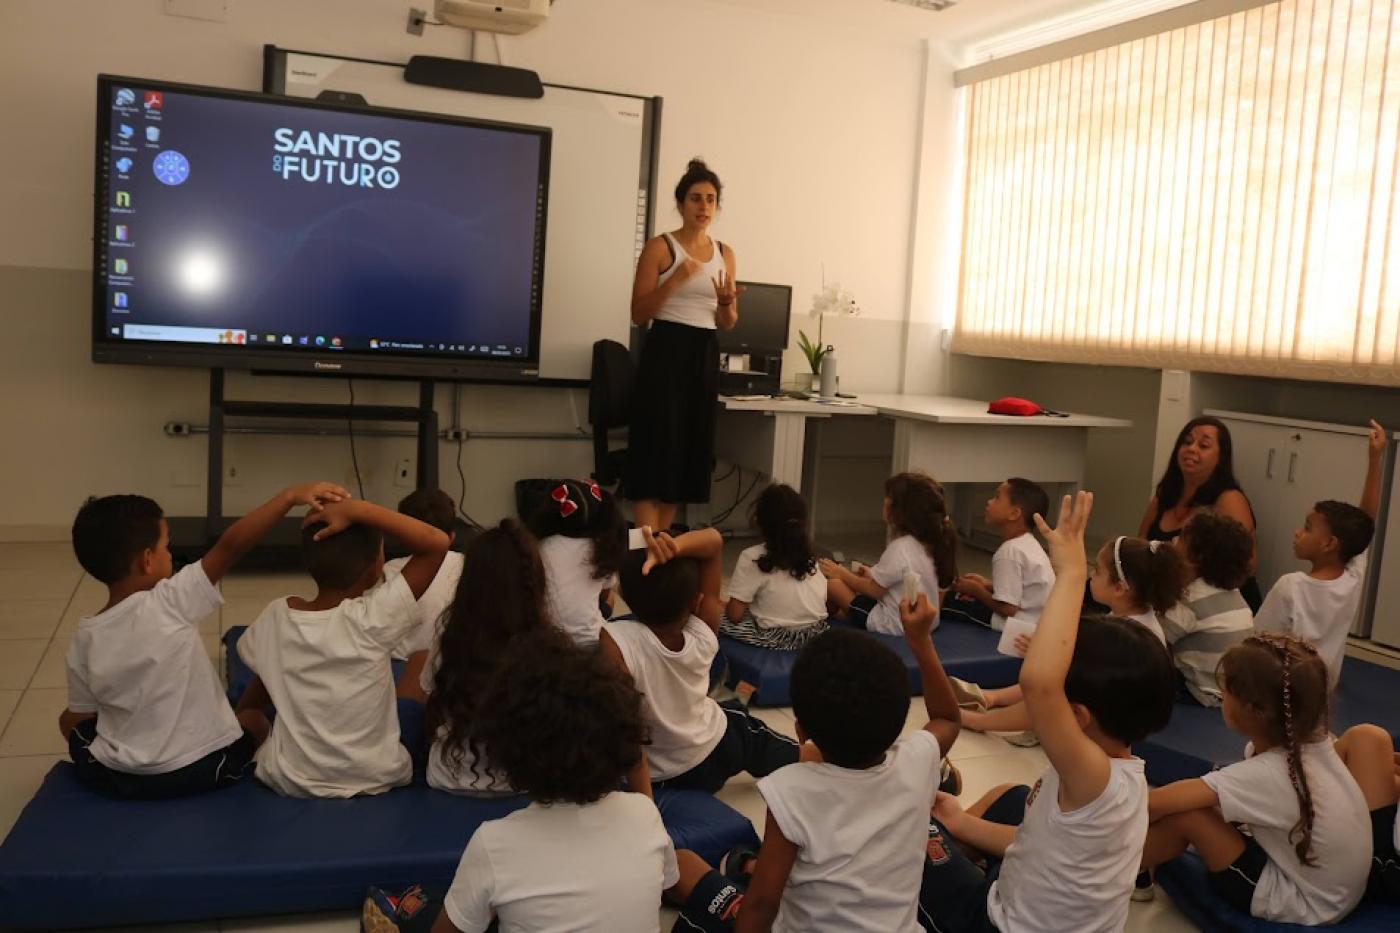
left=1266, top=448, right=1276, bottom=479
left=1288, top=451, right=1298, bottom=483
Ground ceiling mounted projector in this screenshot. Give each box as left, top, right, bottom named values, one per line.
left=434, top=0, right=550, bottom=35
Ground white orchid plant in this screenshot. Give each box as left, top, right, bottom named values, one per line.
left=798, top=280, right=859, bottom=374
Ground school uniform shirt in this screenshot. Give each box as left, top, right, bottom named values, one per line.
left=381, top=550, right=463, bottom=659
left=987, top=757, right=1148, bottom=933
left=539, top=535, right=617, bottom=647
left=237, top=574, right=418, bottom=797
left=419, top=636, right=515, bottom=796
left=442, top=792, right=679, bottom=933
left=605, top=617, right=726, bottom=780
left=756, top=730, right=942, bottom=932
left=1254, top=551, right=1369, bottom=688
left=1201, top=739, right=1372, bottom=924
left=1124, top=608, right=1166, bottom=645
left=1161, top=580, right=1253, bottom=706
left=64, top=562, right=241, bottom=774
left=728, top=544, right=828, bottom=630
left=866, top=535, right=941, bottom=636
left=989, top=533, right=1055, bottom=632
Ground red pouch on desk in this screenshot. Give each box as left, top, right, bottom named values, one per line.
left=987, top=397, right=1070, bottom=417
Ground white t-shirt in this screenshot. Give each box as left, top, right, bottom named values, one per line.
left=1202, top=739, right=1371, bottom=924
left=419, top=639, right=515, bottom=796
left=866, top=535, right=940, bottom=636
left=728, top=544, right=828, bottom=630
left=757, top=730, right=942, bottom=933
left=65, top=562, right=241, bottom=774
left=1124, top=608, right=1166, bottom=645
left=539, top=535, right=617, bottom=647
left=990, top=533, right=1055, bottom=632
left=443, top=793, right=678, bottom=933
left=1254, top=550, right=1368, bottom=688
left=605, top=618, right=726, bottom=780
left=382, top=550, right=463, bottom=659
left=988, top=758, right=1148, bottom=933
left=237, top=574, right=418, bottom=798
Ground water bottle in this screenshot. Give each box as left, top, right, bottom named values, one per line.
left=819, top=345, right=838, bottom=397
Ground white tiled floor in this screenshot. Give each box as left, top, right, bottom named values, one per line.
left=0, top=539, right=1198, bottom=931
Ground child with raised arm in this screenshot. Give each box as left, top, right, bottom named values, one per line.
left=1254, top=419, right=1383, bottom=687
left=234, top=498, right=449, bottom=798
left=603, top=526, right=799, bottom=794
left=917, top=492, right=1178, bottom=933
left=944, top=478, right=1054, bottom=633
left=382, top=487, right=464, bottom=665
left=61, top=482, right=345, bottom=798
left=1141, top=634, right=1371, bottom=924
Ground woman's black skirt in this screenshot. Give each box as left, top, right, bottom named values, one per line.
left=624, top=320, right=719, bottom=504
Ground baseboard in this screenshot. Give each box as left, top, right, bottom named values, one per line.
left=0, top=524, right=68, bottom=542
left=1347, top=636, right=1400, bottom=672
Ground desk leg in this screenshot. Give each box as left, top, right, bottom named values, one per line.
left=803, top=418, right=824, bottom=529
left=769, top=412, right=809, bottom=488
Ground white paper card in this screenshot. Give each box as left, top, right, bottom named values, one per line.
left=997, top=617, right=1039, bottom=658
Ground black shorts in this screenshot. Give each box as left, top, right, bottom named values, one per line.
left=940, top=592, right=994, bottom=629
left=847, top=594, right=878, bottom=629
left=1369, top=804, right=1400, bottom=902
left=654, top=699, right=800, bottom=795
left=68, top=717, right=257, bottom=799
left=1209, top=833, right=1269, bottom=913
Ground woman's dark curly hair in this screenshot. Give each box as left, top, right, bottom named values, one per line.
left=426, top=520, right=549, bottom=786
left=1180, top=510, right=1254, bottom=591
left=472, top=627, right=648, bottom=805
left=674, top=158, right=722, bottom=208
left=751, top=483, right=817, bottom=581
left=885, top=472, right=958, bottom=588
left=526, top=479, right=627, bottom=581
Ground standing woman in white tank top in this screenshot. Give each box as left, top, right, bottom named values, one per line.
left=626, top=159, right=744, bottom=533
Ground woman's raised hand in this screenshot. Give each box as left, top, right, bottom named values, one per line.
left=712, top=267, right=745, bottom=306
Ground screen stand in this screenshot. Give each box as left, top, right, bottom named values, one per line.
left=168, top=369, right=440, bottom=569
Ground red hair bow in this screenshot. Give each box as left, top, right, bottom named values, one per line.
left=551, top=484, right=578, bottom=518
left=587, top=481, right=603, bottom=501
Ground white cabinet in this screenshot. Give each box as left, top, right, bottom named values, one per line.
left=1208, top=411, right=1379, bottom=636
left=1368, top=460, right=1400, bottom=648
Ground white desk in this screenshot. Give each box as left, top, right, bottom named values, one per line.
left=715, top=394, right=1131, bottom=525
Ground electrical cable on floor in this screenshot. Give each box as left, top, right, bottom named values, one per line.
left=710, top=467, right=763, bottom=527
left=346, top=379, right=365, bottom=499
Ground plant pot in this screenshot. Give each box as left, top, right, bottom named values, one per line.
left=798, top=371, right=819, bottom=393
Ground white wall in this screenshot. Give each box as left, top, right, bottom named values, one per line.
left=0, top=0, right=941, bottom=535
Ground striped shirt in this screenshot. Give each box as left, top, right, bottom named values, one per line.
left=1162, top=579, right=1253, bottom=706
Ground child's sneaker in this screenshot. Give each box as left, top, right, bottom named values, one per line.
left=1002, top=730, right=1041, bottom=748
left=1131, top=870, right=1155, bottom=902
left=938, top=759, right=963, bottom=796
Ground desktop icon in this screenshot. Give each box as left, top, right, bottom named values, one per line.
left=152, top=150, right=190, bottom=186
left=114, top=88, right=136, bottom=108
left=266, top=334, right=276, bottom=343
left=112, top=258, right=128, bottom=275
left=144, top=91, right=163, bottom=111
left=111, top=326, right=121, bottom=336
left=369, top=338, right=379, bottom=349
left=114, top=292, right=128, bottom=309
left=281, top=335, right=293, bottom=345
left=467, top=345, right=476, bottom=352
left=315, top=336, right=326, bottom=346
left=248, top=334, right=258, bottom=342
left=115, top=191, right=131, bottom=208
left=298, top=336, right=309, bottom=345
left=234, top=332, right=245, bottom=345
left=118, top=124, right=134, bottom=140
left=115, top=157, right=133, bottom=173
left=331, top=337, right=342, bottom=347
left=145, top=126, right=160, bottom=144
left=113, top=225, right=129, bottom=241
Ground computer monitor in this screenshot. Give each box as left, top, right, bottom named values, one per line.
left=718, top=282, right=791, bottom=353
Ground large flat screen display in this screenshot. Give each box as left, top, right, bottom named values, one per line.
left=92, top=75, right=550, bottom=380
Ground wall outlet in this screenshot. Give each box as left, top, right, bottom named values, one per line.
left=394, top=458, right=414, bottom=487
left=224, top=465, right=242, bottom=487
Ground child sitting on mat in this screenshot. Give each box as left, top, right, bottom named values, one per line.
left=602, top=526, right=800, bottom=795
left=420, top=520, right=568, bottom=797
left=1141, top=633, right=1371, bottom=924
left=428, top=628, right=716, bottom=933
left=233, top=498, right=448, bottom=798
left=1332, top=723, right=1400, bottom=905
left=61, top=482, right=344, bottom=799
left=720, top=483, right=829, bottom=651
left=382, top=488, right=463, bottom=668
left=821, top=472, right=958, bottom=636
left=1254, top=420, right=1383, bottom=688
left=679, top=599, right=961, bottom=932
left=955, top=532, right=1187, bottom=737
left=944, top=478, right=1054, bottom=633
left=1161, top=509, right=1255, bottom=706
left=919, top=492, right=1177, bottom=933
left=526, top=478, right=626, bottom=649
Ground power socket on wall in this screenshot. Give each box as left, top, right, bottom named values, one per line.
left=394, top=458, right=414, bottom=487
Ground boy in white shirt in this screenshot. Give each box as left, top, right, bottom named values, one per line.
left=1255, top=420, right=1383, bottom=688
left=234, top=498, right=449, bottom=798
left=917, top=492, right=1178, bottom=933
left=601, top=527, right=800, bottom=794
left=61, top=482, right=346, bottom=798
left=382, top=487, right=464, bottom=666
left=677, top=597, right=961, bottom=932
left=946, top=478, right=1054, bottom=633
